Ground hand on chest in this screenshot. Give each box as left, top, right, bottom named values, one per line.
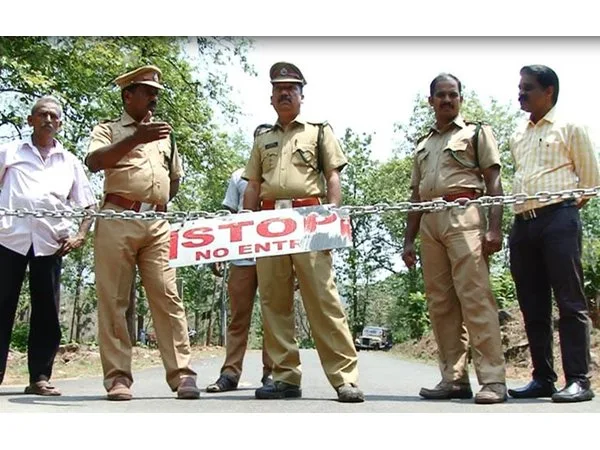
left=114, top=126, right=170, bottom=170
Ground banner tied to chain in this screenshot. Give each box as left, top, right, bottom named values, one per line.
left=168, top=205, right=352, bottom=267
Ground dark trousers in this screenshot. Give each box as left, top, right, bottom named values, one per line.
left=509, top=203, right=591, bottom=384
left=0, top=244, right=62, bottom=384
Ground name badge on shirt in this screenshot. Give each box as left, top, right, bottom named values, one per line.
left=265, top=142, right=278, bottom=150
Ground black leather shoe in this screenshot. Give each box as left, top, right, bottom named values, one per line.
left=508, top=379, right=556, bottom=399
left=419, top=381, right=473, bottom=400
left=552, top=380, right=595, bottom=403
left=255, top=381, right=302, bottom=399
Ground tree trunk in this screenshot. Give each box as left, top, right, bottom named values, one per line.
left=137, top=314, right=144, bottom=341
left=69, top=257, right=85, bottom=342
left=205, top=275, right=218, bottom=346
left=126, top=271, right=137, bottom=345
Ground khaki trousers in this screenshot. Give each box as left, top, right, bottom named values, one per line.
left=220, top=264, right=272, bottom=380
left=420, top=206, right=505, bottom=385
left=256, top=250, right=359, bottom=388
left=94, top=209, right=196, bottom=391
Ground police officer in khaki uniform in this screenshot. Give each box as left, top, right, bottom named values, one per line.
left=243, top=62, right=364, bottom=403
left=86, top=65, right=199, bottom=401
left=402, top=73, right=507, bottom=404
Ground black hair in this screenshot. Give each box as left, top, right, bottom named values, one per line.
left=429, top=73, right=462, bottom=97
left=520, top=65, right=559, bottom=106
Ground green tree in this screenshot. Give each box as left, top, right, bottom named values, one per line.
left=335, top=128, right=399, bottom=334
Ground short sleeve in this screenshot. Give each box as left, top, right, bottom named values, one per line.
left=68, top=156, right=97, bottom=208
left=409, top=152, right=421, bottom=190
left=569, top=123, right=600, bottom=188
left=243, top=139, right=262, bottom=181
left=476, top=125, right=501, bottom=170
left=222, top=174, right=240, bottom=211
left=169, top=137, right=184, bottom=180
left=320, top=124, right=348, bottom=173
left=85, top=123, right=113, bottom=163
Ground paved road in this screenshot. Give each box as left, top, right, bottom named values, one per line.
left=0, top=349, right=597, bottom=413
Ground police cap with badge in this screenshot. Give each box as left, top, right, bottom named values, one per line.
left=113, top=65, right=165, bottom=90
left=269, top=62, right=307, bottom=86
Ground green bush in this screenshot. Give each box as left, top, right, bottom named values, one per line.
left=10, top=322, right=29, bottom=352
left=490, top=269, right=517, bottom=309
left=389, top=291, right=431, bottom=343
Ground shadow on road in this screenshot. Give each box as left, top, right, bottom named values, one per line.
left=7, top=395, right=178, bottom=405
left=365, top=394, right=430, bottom=402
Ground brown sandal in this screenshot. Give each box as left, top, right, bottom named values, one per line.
left=24, top=380, right=62, bottom=396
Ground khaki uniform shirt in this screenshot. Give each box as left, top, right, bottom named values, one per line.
left=243, top=116, right=347, bottom=200
left=410, top=116, right=501, bottom=201
left=86, top=112, right=184, bottom=205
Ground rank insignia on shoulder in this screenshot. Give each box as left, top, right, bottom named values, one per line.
left=416, top=131, right=432, bottom=145
left=307, top=120, right=330, bottom=129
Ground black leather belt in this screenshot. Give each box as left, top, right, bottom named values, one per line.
left=515, top=200, right=576, bottom=221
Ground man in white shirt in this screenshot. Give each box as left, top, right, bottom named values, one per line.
left=206, top=125, right=274, bottom=392
left=0, top=96, right=96, bottom=396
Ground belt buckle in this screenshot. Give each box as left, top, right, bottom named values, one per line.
left=139, top=202, right=155, bottom=213
left=522, top=209, right=537, bottom=220
left=274, top=199, right=293, bottom=210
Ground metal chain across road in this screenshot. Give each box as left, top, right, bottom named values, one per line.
left=1, top=187, right=600, bottom=222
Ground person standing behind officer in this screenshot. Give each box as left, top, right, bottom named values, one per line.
left=206, top=125, right=274, bottom=393
left=507, top=65, right=599, bottom=403
left=402, top=73, right=507, bottom=404
left=243, top=62, right=364, bottom=403
left=86, top=65, right=199, bottom=401
left=0, top=96, right=96, bottom=396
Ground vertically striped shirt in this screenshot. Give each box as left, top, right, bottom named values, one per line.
left=510, top=107, right=600, bottom=213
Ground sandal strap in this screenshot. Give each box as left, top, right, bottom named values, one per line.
left=209, top=374, right=238, bottom=391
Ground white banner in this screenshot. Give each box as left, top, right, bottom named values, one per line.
left=168, top=205, right=353, bottom=268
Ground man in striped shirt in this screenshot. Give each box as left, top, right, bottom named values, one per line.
left=508, top=65, right=599, bottom=403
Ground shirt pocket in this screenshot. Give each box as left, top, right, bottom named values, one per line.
left=261, top=149, right=280, bottom=173
left=539, top=133, right=566, bottom=166
left=292, top=143, right=318, bottom=171
left=444, top=140, right=477, bottom=169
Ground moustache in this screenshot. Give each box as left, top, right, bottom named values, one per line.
left=278, top=95, right=292, bottom=103
left=519, top=95, right=528, bottom=102
left=148, top=101, right=157, bottom=109
left=441, top=103, right=453, bottom=108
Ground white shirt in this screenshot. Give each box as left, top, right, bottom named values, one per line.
left=223, top=168, right=255, bottom=267
left=0, top=137, right=96, bottom=256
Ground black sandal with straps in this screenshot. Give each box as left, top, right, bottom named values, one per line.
left=205, top=373, right=238, bottom=393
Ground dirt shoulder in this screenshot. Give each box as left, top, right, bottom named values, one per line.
left=391, top=307, right=600, bottom=392
left=3, top=344, right=225, bottom=386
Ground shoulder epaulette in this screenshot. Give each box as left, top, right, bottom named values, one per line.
left=416, top=130, right=433, bottom=145
left=307, top=120, right=330, bottom=132
left=464, top=121, right=485, bottom=168
left=99, top=118, right=119, bottom=124
left=255, top=125, right=273, bottom=137
left=307, top=121, right=330, bottom=173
